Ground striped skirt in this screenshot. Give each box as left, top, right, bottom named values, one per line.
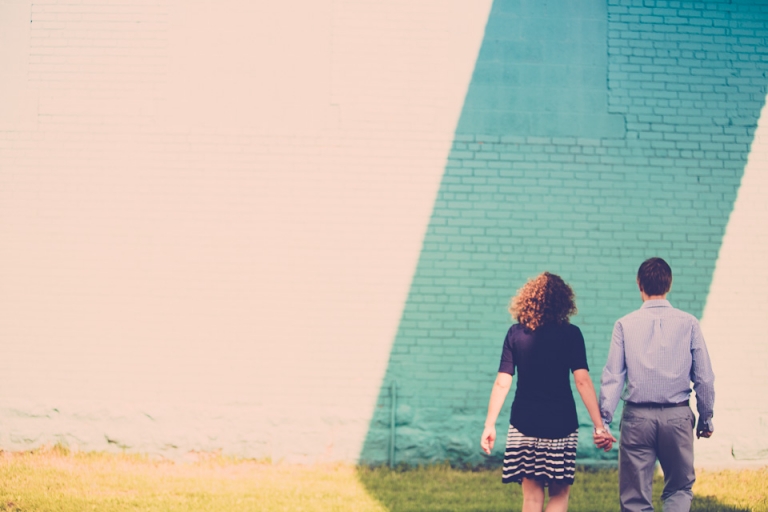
left=501, top=425, right=579, bottom=486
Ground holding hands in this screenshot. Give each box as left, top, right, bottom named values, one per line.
left=593, top=427, right=616, bottom=452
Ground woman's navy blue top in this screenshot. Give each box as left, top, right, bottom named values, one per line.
left=498, top=322, right=589, bottom=439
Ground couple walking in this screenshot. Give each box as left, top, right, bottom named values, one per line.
left=481, top=258, right=715, bottom=512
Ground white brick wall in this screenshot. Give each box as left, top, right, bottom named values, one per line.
left=696, top=99, right=768, bottom=467
left=1, top=0, right=766, bottom=468
left=0, top=0, right=492, bottom=462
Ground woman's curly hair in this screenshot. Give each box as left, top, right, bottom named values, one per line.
left=509, top=272, right=577, bottom=331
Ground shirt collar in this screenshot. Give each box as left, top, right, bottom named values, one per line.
left=641, top=299, right=672, bottom=309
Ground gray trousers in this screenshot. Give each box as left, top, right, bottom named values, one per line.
left=619, top=403, right=696, bottom=512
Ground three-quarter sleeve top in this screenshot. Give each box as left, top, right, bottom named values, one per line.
left=498, top=322, right=589, bottom=439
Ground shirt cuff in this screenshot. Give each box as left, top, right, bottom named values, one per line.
left=697, top=416, right=714, bottom=432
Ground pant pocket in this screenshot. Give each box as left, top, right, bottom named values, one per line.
left=666, top=409, right=695, bottom=430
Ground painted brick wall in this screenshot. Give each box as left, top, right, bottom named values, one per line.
left=361, top=0, right=768, bottom=466
left=0, top=0, right=493, bottom=462
left=1, top=0, right=767, bottom=468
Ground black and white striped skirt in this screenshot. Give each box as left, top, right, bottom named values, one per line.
left=501, top=425, right=579, bottom=485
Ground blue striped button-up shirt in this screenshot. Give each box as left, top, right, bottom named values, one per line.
left=599, top=299, right=715, bottom=431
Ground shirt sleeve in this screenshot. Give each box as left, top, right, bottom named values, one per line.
left=569, top=325, right=589, bottom=372
left=690, top=320, right=715, bottom=431
left=498, top=327, right=515, bottom=376
left=599, top=320, right=627, bottom=427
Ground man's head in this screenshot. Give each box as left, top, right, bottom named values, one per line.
left=637, top=257, right=672, bottom=297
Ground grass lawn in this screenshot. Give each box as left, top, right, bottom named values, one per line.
left=0, top=447, right=766, bottom=511
left=0, top=447, right=384, bottom=512
left=358, top=464, right=767, bottom=512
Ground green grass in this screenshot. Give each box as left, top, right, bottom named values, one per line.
left=0, top=447, right=766, bottom=511
left=357, top=464, right=767, bottom=512
left=0, top=447, right=385, bottom=512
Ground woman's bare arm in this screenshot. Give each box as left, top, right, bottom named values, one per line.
left=573, top=368, right=616, bottom=449
left=480, top=372, right=513, bottom=454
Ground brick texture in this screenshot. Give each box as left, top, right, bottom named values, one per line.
left=1, top=0, right=767, bottom=467
left=0, top=0, right=493, bottom=462
left=361, top=0, right=768, bottom=466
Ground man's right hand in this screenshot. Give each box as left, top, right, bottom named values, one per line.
left=697, top=429, right=713, bottom=439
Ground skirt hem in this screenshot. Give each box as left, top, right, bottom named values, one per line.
left=501, top=424, right=578, bottom=487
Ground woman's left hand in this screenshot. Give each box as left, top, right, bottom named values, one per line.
left=480, top=426, right=496, bottom=454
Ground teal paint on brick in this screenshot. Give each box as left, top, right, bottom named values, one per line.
left=360, top=0, right=768, bottom=466
left=457, top=0, right=625, bottom=138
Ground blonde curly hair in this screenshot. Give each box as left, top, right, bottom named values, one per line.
left=509, top=272, right=577, bottom=331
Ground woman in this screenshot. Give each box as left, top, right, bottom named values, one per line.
left=480, top=272, right=611, bottom=512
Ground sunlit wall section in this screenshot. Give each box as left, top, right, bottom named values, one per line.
left=361, top=0, right=768, bottom=466
left=0, top=0, right=492, bottom=461
left=696, top=98, right=768, bottom=467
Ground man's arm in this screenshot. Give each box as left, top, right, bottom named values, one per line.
left=691, top=321, right=715, bottom=436
left=599, top=320, right=627, bottom=428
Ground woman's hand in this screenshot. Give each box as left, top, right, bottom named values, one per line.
left=480, top=426, right=496, bottom=454
left=593, top=428, right=617, bottom=452
left=481, top=373, right=512, bottom=455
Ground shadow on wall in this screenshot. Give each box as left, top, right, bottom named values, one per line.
left=359, top=0, right=768, bottom=466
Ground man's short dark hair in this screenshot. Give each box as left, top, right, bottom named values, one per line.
left=637, top=257, right=672, bottom=296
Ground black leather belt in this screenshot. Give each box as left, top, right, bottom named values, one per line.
left=625, top=400, right=689, bottom=409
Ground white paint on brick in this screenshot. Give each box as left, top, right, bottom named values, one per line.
left=0, top=0, right=36, bottom=129
left=0, top=0, right=492, bottom=462
left=696, top=95, right=768, bottom=467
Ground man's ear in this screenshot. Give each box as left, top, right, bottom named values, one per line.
left=636, top=277, right=643, bottom=292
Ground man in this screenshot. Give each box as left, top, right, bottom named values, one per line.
left=595, top=257, right=715, bottom=512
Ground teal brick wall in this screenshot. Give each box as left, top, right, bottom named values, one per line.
left=459, top=0, right=625, bottom=137
left=361, top=0, right=768, bottom=465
